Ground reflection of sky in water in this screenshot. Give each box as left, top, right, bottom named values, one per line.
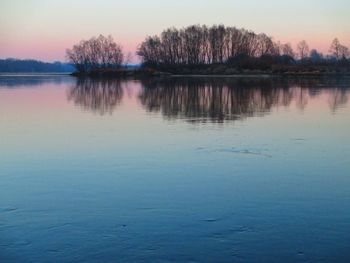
left=0, top=76, right=350, bottom=262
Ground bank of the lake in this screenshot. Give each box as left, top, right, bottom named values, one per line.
left=71, top=65, right=350, bottom=78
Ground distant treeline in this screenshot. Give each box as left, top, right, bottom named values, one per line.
left=65, top=25, right=350, bottom=75
left=0, top=58, right=74, bottom=73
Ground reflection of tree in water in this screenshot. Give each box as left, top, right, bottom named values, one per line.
left=139, top=78, right=293, bottom=122
left=328, top=89, right=349, bottom=112
left=67, top=78, right=123, bottom=115
left=139, top=77, right=350, bottom=123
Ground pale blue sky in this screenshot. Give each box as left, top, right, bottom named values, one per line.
left=1, top=0, right=349, bottom=61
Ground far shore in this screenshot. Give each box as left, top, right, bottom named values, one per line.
left=2, top=71, right=350, bottom=78
left=70, top=68, right=350, bottom=78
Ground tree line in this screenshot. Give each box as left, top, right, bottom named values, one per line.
left=136, top=25, right=349, bottom=66
left=0, top=58, right=74, bottom=73
left=137, top=25, right=280, bottom=65
left=66, top=25, right=350, bottom=72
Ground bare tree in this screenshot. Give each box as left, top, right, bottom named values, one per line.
left=281, top=43, right=295, bottom=58
left=330, top=38, right=349, bottom=60
left=339, top=45, right=350, bottom=59
left=297, top=40, right=309, bottom=60
left=255, top=33, right=276, bottom=57
left=330, top=38, right=341, bottom=59
left=66, top=35, right=123, bottom=73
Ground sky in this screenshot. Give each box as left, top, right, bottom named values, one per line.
left=0, top=0, right=350, bottom=62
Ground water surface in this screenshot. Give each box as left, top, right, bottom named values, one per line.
left=1, top=75, right=350, bottom=262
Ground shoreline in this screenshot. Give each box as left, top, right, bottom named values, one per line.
left=2, top=71, right=350, bottom=79
left=1, top=72, right=350, bottom=79
left=70, top=70, right=350, bottom=78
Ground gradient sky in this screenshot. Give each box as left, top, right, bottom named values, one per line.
left=1, top=0, right=350, bottom=62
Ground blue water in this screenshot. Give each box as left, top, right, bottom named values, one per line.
left=1, top=75, right=350, bottom=262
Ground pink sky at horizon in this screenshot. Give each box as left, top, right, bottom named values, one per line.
left=1, top=0, right=349, bottom=63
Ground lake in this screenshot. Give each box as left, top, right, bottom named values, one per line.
left=1, top=75, right=350, bottom=262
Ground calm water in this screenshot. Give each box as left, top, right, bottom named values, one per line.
left=1, top=75, right=350, bottom=262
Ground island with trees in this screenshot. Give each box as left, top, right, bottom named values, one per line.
left=66, top=25, right=350, bottom=77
